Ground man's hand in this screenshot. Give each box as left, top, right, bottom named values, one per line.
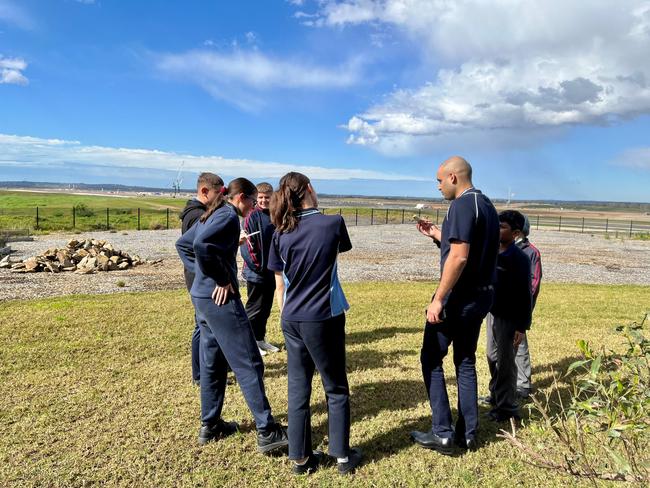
left=239, top=230, right=248, bottom=245
left=513, top=331, right=525, bottom=349
left=416, top=220, right=442, bottom=242
left=212, top=283, right=234, bottom=306
left=426, top=298, right=444, bottom=324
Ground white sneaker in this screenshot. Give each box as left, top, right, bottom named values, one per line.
left=257, top=340, right=280, bottom=353
left=258, top=347, right=268, bottom=357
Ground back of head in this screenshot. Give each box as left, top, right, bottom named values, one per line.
left=197, top=172, right=223, bottom=191
left=499, top=209, right=526, bottom=232
left=227, top=177, right=257, bottom=199
left=270, top=172, right=310, bottom=233
left=522, top=214, right=531, bottom=237
left=441, top=156, right=473, bottom=184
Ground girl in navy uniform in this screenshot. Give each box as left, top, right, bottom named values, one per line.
left=268, top=172, right=363, bottom=475
left=176, top=177, right=288, bottom=452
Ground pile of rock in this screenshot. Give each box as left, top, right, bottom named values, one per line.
left=0, top=238, right=148, bottom=274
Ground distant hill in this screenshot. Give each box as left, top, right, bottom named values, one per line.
left=0, top=180, right=648, bottom=211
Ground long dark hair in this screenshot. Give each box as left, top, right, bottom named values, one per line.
left=270, top=172, right=311, bottom=233
left=200, top=177, right=257, bottom=222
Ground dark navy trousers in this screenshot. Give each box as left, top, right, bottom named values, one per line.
left=420, top=290, right=493, bottom=440
left=193, top=296, right=275, bottom=432
left=191, top=313, right=200, bottom=382
left=282, top=314, right=350, bottom=460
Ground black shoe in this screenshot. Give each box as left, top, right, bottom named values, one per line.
left=198, top=419, right=239, bottom=445
left=486, top=410, right=521, bottom=423
left=257, top=423, right=289, bottom=454
left=516, top=389, right=531, bottom=401
left=455, top=436, right=478, bottom=451
left=338, top=448, right=363, bottom=475
left=479, top=395, right=495, bottom=407
left=410, top=431, right=454, bottom=456
left=292, top=451, right=324, bottom=475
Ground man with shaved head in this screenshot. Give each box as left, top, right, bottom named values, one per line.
left=411, top=156, right=499, bottom=454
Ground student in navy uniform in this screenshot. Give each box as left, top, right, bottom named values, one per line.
left=513, top=215, right=542, bottom=398
left=267, top=172, right=363, bottom=475
left=240, top=182, right=280, bottom=356
left=412, top=156, right=499, bottom=454
left=484, top=210, right=532, bottom=422
left=176, top=177, right=288, bottom=452
left=179, top=172, right=224, bottom=385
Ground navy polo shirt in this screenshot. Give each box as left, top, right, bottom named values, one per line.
left=267, top=209, right=352, bottom=321
left=440, top=188, right=499, bottom=297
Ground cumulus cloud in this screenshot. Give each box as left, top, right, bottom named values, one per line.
left=155, top=48, right=364, bottom=111
left=308, top=1, right=650, bottom=154
left=0, top=133, right=428, bottom=182
left=0, top=55, right=28, bottom=85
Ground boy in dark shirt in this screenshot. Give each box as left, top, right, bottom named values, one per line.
left=485, top=210, right=532, bottom=422
left=179, top=172, right=224, bottom=385
left=513, top=215, right=542, bottom=398
left=240, top=182, right=279, bottom=355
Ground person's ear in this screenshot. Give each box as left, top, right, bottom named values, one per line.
left=449, top=173, right=457, bottom=184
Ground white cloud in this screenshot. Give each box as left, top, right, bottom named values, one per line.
left=155, top=48, right=364, bottom=111
left=0, top=55, right=28, bottom=85
left=613, top=147, right=650, bottom=171
left=0, top=133, right=428, bottom=182
left=310, top=1, right=650, bottom=154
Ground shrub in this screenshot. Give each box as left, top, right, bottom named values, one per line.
left=73, top=203, right=95, bottom=218
left=500, top=313, right=650, bottom=483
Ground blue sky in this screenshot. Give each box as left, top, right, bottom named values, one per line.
left=1, top=0, right=649, bottom=201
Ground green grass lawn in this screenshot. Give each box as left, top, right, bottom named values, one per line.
left=0, top=283, right=648, bottom=487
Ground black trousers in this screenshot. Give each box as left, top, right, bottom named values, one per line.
left=245, top=280, right=276, bottom=342
left=282, top=314, right=350, bottom=459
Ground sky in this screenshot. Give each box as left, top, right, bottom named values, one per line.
left=1, top=0, right=650, bottom=202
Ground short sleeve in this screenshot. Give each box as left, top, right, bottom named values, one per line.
left=338, top=217, right=352, bottom=253
left=267, top=231, right=284, bottom=272
left=445, top=198, right=474, bottom=244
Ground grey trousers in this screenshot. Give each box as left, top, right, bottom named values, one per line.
left=515, top=334, right=532, bottom=394
left=485, top=314, right=519, bottom=416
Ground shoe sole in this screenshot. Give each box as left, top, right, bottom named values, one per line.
left=257, top=439, right=289, bottom=454
left=414, top=442, right=454, bottom=456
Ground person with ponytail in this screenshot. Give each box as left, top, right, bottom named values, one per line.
left=176, top=177, right=288, bottom=452
left=267, top=172, right=363, bottom=475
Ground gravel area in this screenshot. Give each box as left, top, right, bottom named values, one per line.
left=1, top=225, right=648, bottom=301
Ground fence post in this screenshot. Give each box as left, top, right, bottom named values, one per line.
left=436, top=209, right=439, bottom=224
left=629, top=220, right=633, bottom=237
left=402, top=209, right=405, bottom=224
left=536, top=215, right=540, bottom=230
left=581, top=217, right=585, bottom=233
left=355, top=208, right=358, bottom=226
left=137, top=208, right=141, bottom=231
left=323, top=208, right=326, bottom=215
left=418, top=209, right=422, bottom=219
left=339, top=208, right=342, bottom=216
left=36, top=206, right=39, bottom=230
left=605, top=218, right=609, bottom=233
left=166, top=208, right=170, bottom=230
left=558, top=215, right=562, bottom=232
left=106, top=208, right=109, bottom=230
left=385, top=209, right=389, bottom=224
left=72, top=206, right=76, bottom=229
left=370, top=208, right=374, bottom=225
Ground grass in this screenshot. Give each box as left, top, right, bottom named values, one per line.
left=1, top=283, right=648, bottom=487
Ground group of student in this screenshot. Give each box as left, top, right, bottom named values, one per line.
left=176, top=172, right=361, bottom=475
left=175, top=159, right=543, bottom=476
